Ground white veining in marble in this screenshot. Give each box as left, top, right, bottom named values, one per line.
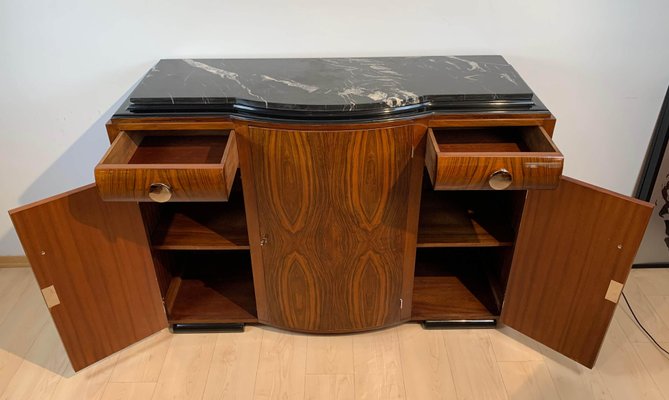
left=127, top=56, right=536, bottom=115
left=499, top=73, right=518, bottom=86
left=261, top=75, right=319, bottom=93
left=183, top=59, right=268, bottom=107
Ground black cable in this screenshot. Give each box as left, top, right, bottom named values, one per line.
left=621, top=291, right=669, bottom=356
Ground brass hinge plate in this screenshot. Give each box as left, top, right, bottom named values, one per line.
left=41, top=285, right=60, bottom=309
left=604, top=280, right=624, bottom=304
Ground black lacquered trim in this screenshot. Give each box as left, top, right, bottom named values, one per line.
left=171, top=323, right=245, bottom=333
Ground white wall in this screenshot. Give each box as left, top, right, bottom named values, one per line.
left=2, top=0, right=669, bottom=255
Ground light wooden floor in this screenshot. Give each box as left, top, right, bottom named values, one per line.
left=0, top=266, right=668, bottom=400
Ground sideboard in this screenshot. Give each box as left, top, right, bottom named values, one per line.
left=9, top=56, right=653, bottom=371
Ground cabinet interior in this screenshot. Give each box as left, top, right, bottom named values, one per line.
left=151, top=184, right=249, bottom=250
left=140, top=168, right=526, bottom=327
left=413, top=170, right=526, bottom=321
left=104, top=130, right=233, bottom=165
left=141, top=174, right=257, bottom=324
left=163, top=250, right=257, bottom=324
left=432, top=126, right=554, bottom=153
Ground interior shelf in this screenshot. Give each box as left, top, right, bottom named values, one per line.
left=152, top=178, right=249, bottom=250
left=165, top=251, right=257, bottom=324
left=411, top=248, right=502, bottom=321
left=417, top=173, right=517, bottom=247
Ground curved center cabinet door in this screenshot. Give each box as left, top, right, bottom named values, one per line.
left=241, top=124, right=425, bottom=333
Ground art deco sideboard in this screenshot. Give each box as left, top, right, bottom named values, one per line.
left=9, top=56, right=653, bottom=371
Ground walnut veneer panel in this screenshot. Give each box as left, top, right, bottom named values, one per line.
left=501, top=177, right=653, bottom=367
left=426, top=126, right=563, bottom=190
left=9, top=185, right=166, bottom=371
left=245, top=125, right=422, bottom=333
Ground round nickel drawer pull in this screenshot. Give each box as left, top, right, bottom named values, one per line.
left=488, top=169, right=513, bottom=190
left=148, top=183, right=173, bottom=203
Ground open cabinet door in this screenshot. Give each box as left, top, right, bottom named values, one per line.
left=9, top=184, right=167, bottom=371
left=501, top=177, right=653, bottom=368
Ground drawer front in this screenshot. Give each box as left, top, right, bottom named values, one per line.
left=425, top=126, right=563, bottom=190
left=95, top=131, right=238, bottom=202
left=428, top=154, right=563, bottom=190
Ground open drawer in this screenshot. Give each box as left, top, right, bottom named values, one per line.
left=425, top=126, right=563, bottom=190
left=95, top=130, right=238, bottom=202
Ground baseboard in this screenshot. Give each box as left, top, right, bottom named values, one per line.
left=632, top=263, right=669, bottom=269
left=0, top=256, right=29, bottom=268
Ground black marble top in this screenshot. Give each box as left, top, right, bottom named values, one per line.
left=117, top=56, right=546, bottom=120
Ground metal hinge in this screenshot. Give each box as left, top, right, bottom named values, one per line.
left=400, top=298, right=404, bottom=309
left=605, top=280, right=624, bottom=304
left=41, top=285, right=60, bottom=309
left=260, top=234, right=268, bottom=247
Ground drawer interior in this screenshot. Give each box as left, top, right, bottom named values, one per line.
left=432, top=126, right=556, bottom=153
left=103, top=130, right=232, bottom=165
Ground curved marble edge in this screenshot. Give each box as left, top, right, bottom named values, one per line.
left=127, top=57, right=537, bottom=116
left=113, top=95, right=549, bottom=122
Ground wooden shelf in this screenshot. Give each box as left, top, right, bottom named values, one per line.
left=165, top=251, right=257, bottom=324
left=152, top=182, right=249, bottom=250
left=417, top=177, right=516, bottom=247
left=411, top=248, right=501, bottom=321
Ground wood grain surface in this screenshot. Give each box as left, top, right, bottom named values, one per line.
left=426, top=126, right=563, bottom=190
left=244, top=125, right=423, bottom=333
left=411, top=248, right=501, bottom=320
left=417, top=173, right=517, bottom=247
left=9, top=185, right=166, bottom=371
left=150, top=176, right=249, bottom=250
left=502, top=177, right=653, bottom=367
left=95, top=131, right=238, bottom=202
left=165, top=251, right=257, bottom=324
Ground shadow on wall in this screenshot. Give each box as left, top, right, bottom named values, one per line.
left=0, top=84, right=139, bottom=256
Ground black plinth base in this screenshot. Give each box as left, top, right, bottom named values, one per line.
left=421, top=319, right=498, bottom=329
left=171, top=323, right=245, bottom=333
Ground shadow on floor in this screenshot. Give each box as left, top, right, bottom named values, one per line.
left=0, top=75, right=144, bottom=377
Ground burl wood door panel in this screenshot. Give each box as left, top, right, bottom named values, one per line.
left=9, top=185, right=166, bottom=371
left=246, top=125, right=420, bottom=332
left=501, top=177, right=653, bottom=367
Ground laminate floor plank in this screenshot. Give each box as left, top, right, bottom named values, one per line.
left=304, top=374, right=354, bottom=400
left=646, top=295, right=669, bottom=327
left=443, top=329, right=508, bottom=400
left=593, top=319, right=664, bottom=400
left=352, top=328, right=406, bottom=400
left=632, top=268, right=669, bottom=296
left=253, top=329, right=307, bottom=400
left=109, top=329, right=172, bottom=383
left=632, top=342, right=669, bottom=396
left=488, top=325, right=544, bottom=362
left=2, top=267, right=669, bottom=400
left=48, top=354, right=118, bottom=400
left=615, top=275, right=669, bottom=343
left=202, top=326, right=263, bottom=400
left=540, top=346, right=613, bottom=400
left=0, top=320, right=69, bottom=400
left=101, top=382, right=156, bottom=400
left=0, top=271, right=52, bottom=395
left=497, top=360, right=560, bottom=400
left=150, top=333, right=216, bottom=400
left=306, top=334, right=354, bottom=375
left=397, top=323, right=456, bottom=400
left=0, top=268, right=32, bottom=326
